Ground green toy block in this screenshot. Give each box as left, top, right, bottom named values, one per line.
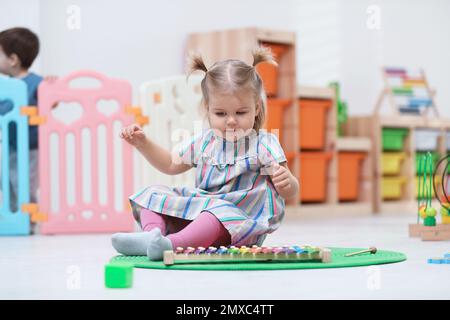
left=105, top=263, right=133, bottom=288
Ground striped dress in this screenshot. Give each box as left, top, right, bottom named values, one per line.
left=129, top=128, right=287, bottom=247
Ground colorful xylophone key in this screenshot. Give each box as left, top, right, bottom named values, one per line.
left=163, top=245, right=332, bottom=265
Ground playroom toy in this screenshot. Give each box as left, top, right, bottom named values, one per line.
left=374, top=67, right=438, bottom=116
left=163, top=245, right=332, bottom=265
left=105, top=246, right=406, bottom=288
left=427, top=253, right=450, bottom=264
left=104, top=263, right=134, bottom=288
left=344, top=247, right=377, bottom=257
left=409, top=153, right=450, bottom=240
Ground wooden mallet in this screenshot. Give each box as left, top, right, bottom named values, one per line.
left=344, top=247, right=377, bottom=257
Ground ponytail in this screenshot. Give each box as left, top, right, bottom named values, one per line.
left=186, top=52, right=208, bottom=79
left=252, top=46, right=278, bottom=67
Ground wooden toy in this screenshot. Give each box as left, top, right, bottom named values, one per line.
left=409, top=154, right=450, bottom=240
left=163, top=245, right=332, bottom=265
left=344, top=247, right=377, bottom=257
left=374, top=67, right=438, bottom=116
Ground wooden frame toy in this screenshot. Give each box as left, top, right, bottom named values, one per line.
left=409, top=154, right=450, bottom=241
left=163, top=245, right=332, bottom=265
left=373, top=67, right=439, bottom=117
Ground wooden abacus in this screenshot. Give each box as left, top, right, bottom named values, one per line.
left=163, top=245, right=332, bottom=265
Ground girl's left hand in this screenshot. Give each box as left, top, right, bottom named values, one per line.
left=270, top=162, right=291, bottom=192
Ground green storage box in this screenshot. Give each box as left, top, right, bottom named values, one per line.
left=382, top=128, right=409, bottom=151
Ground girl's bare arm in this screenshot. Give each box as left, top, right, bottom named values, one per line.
left=135, top=137, right=193, bottom=175
left=120, top=124, right=192, bottom=175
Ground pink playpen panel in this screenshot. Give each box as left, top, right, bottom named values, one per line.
left=38, top=71, right=135, bottom=234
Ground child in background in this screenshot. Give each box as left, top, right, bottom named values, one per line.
left=112, top=47, right=300, bottom=260
left=0, top=27, right=43, bottom=212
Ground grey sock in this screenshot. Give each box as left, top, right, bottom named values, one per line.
left=146, top=228, right=173, bottom=261
left=111, top=228, right=160, bottom=256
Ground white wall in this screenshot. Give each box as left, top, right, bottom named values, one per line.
left=1, top=0, right=449, bottom=116
left=340, top=0, right=450, bottom=116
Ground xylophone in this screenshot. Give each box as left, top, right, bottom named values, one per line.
left=163, top=245, right=332, bottom=265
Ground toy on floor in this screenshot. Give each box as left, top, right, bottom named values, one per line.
left=344, top=247, right=377, bottom=257
left=104, top=263, right=133, bottom=288
left=409, top=153, right=450, bottom=240
left=427, top=253, right=450, bottom=264
left=105, top=247, right=406, bottom=289
left=163, top=245, right=332, bottom=265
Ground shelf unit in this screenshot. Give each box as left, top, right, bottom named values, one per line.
left=186, top=27, right=374, bottom=214
left=295, top=86, right=373, bottom=215
left=346, top=115, right=450, bottom=213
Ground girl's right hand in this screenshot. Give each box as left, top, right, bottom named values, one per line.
left=120, top=124, right=146, bottom=147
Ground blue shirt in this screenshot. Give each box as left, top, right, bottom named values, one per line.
left=0, top=72, right=43, bottom=150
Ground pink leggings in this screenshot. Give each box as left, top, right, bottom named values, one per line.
left=139, top=208, right=231, bottom=248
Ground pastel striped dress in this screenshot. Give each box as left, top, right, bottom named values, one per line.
left=129, top=128, right=287, bottom=247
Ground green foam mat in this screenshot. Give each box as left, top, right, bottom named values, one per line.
left=109, top=247, right=406, bottom=270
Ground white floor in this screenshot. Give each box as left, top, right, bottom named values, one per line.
left=1, top=210, right=449, bottom=300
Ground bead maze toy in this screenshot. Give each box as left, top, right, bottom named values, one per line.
left=163, top=245, right=332, bottom=265
left=373, top=67, right=439, bottom=116
left=409, top=153, right=450, bottom=240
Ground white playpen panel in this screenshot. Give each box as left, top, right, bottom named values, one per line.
left=136, top=75, right=204, bottom=193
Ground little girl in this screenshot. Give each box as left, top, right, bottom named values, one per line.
left=112, top=47, right=300, bottom=260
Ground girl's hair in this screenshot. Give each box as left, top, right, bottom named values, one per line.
left=187, top=47, right=277, bottom=132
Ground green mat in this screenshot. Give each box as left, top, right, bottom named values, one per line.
left=109, top=247, right=406, bottom=271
